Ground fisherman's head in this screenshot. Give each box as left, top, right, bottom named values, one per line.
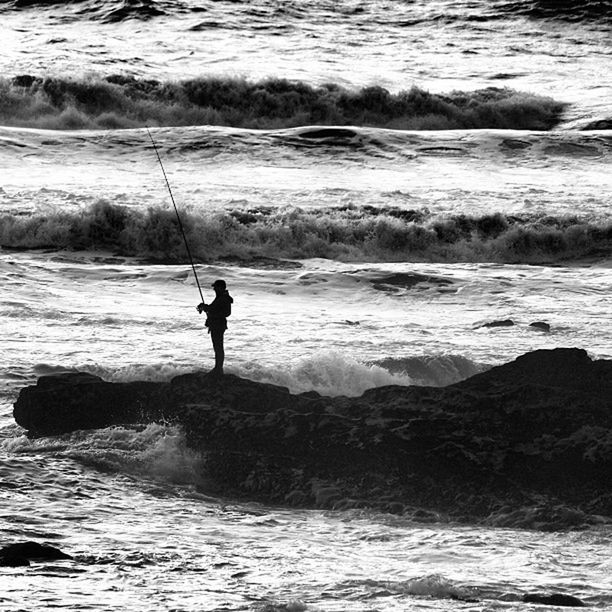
left=212, top=279, right=226, bottom=294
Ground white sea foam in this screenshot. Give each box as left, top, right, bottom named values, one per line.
left=1, top=419, right=202, bottom=482
left=70, top=423, right=196, bottom=476
left=238, top=351, right=414, bottom=396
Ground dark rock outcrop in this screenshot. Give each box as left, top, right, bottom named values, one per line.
left=13, top=348, right=612, bottom=526
left=0, top=542, right=72, bottom=566
left=523, top=593, right=586, bottom=607
left=13, top=372, right=171, bottom=436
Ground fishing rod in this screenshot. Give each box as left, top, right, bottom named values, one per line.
left=145, top=126, right=205, bottom=306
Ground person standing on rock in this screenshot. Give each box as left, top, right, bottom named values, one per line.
left=197, top=279, right=233, bottom=375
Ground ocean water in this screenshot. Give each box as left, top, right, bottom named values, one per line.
left=1, top=0, right=611, bottom=609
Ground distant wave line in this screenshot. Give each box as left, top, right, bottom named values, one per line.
left=0, top=75, right=567, bottom=131
left=3, top=0, right=611, bottom=25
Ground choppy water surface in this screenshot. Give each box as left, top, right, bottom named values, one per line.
left=1, top=0, right=611, bottom=609
left=1, top=251, right=611, bottom=389
left=1, top=126, right=611, bottom=218
left=2, top=0, right=612, bottom=125
left=1, top=242, right=611, bottom=609
left=2, top=420, right=612, bottom=611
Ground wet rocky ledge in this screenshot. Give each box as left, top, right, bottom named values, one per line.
left=13, top=348, right=612, bottom=529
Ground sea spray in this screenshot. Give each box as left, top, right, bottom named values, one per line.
left=5, top=422, right=206, bottom=486
left=238, top=351, right=415, bottom=396
left=27, top=352, right=486, bottom=401
left=137, top=423, right=205, bottom=485
left=238, top=353, right=487, bottom=395
left=24, top=352, right=488, bottom=401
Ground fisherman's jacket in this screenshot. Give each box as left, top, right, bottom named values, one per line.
left=205, top=291, right=233, bottom=330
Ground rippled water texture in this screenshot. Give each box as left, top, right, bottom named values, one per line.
left=2, top=422, right=612, bottom=611
left=1, top=0, right=611, bottom=610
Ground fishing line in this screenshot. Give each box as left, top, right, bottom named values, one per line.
left=145, top=126, right=205, bottom=305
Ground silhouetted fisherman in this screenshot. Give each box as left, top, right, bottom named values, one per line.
left=197, top=279, right=233, bottom=375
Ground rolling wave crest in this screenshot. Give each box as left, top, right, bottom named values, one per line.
left=1, top=201, right=610, bottom=264
left=1, top=75, right=567, bottom=131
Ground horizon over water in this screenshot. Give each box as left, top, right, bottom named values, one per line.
left=1, top=0, right=611, bottom=610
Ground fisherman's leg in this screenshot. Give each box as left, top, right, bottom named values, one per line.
left=210, top=327, right=225, bottom=373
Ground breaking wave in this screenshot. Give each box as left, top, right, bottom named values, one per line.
left=0, top=75, right=567, bottom=131
left=238, top=352, right=415, bottom=397
left=29, top=352, right=485, bottom=399
left=240, top=352, right=488, bottom=395
left=4, top=421, right=206, bottom=487
left=1, top=201, right=610, bottom=264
